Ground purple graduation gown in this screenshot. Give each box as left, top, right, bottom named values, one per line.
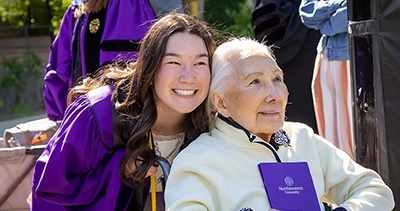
left=32, top=85, right=149, bottom=210
left=43, top=0, right=155, bottom=121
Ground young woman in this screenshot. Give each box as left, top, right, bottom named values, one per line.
left=32, top=12, right=216, bottom=211
left=43, top=0, right=184, bottom=122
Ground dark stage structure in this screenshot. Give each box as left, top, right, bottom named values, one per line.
left=348, top=0, right=400, bottom=209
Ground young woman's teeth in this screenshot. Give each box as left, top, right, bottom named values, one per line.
left=174, top=89, right=195, bottom=96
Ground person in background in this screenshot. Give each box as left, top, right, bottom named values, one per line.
left=251, top=0, right=321, bottom=133
left=164, top=37, right=394, bottom=211
left=43, top=0, right=184, bottom=123
left=299, top=0, right=354, bottom=159
left=31, top=12, right=216, bottom=211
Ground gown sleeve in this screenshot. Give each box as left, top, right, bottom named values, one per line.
left=43, top=5, right=76, bottom=121
left=32, top=94, right=119, bottom=207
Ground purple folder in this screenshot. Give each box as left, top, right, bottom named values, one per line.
left=258, top=162, right=320, bottom=211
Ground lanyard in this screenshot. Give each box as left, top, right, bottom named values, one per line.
left=147, top=132, right=157, bottom=211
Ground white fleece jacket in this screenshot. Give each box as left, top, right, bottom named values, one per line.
left=165, top=117, right=394, bottom=211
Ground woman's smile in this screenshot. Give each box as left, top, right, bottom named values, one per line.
left=173, top=89, right=197, bottom=96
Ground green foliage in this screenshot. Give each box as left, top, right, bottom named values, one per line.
left=204, top=0, right=254, bottom=38
left=0, top=0, right=70, bottom=35
left=223, top=2, right=254, bottom=38
left=0, top=50, right=43, bottom=116
left=0, top=50, right=42, bottom=92
left=204, top=0, right=244, bottom=29
left=0, top=56, right=25, bottom=91
left=11, top=103, right=31, bottom=116
left=51, top=0, right=71, bottom=34
left=0, top=0, right=28, bottom=26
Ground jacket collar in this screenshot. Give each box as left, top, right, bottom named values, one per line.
left=218, top=114, right=257, bottom=142
left=216, top=114, right=291, bottom=149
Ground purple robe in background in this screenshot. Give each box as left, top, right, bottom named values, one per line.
left=43, top=4, right=76, bottom=122
left=32, top=85, right=149, bottom=210
left=43, top=0, right=156, bottom=121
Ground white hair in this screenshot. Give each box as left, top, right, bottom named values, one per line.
left=209, top=37, right=275, bottom=110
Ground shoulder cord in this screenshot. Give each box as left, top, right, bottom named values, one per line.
left=147, top=131, right=157, bottom=211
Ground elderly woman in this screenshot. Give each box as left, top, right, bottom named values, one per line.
left=164, top=38, right=394, bottom=211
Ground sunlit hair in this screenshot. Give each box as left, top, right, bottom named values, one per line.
left=74, top=0, right=108, bottom=17
left=68, top=12, right=217, bottom=187
left=209, top=37, right=275, bottom=110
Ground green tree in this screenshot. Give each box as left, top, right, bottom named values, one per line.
left=0, top=50, right=43, bottom=116
left=0, top=0, right=70, bottom=36
left=204, top=0, right=254, bottom=38
left=223, top=2, right=253, bottom=37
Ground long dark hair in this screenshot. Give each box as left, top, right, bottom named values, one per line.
left=117, top=13, right=216, bottom=187
left=69, top=12, right=216, bottom=187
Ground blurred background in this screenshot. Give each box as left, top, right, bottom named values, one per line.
left=0, top=0, right=253, bottom=121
